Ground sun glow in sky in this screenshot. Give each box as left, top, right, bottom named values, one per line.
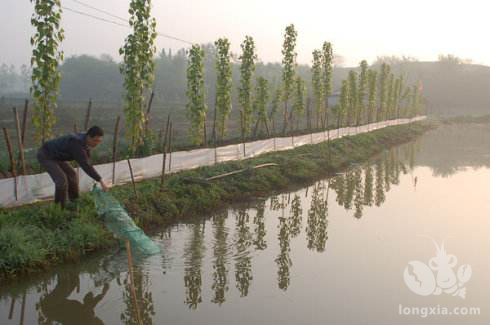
left=1, top=0, right=490, bottom=67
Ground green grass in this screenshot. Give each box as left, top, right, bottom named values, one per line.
left=0, top=121, right=434, bottom=279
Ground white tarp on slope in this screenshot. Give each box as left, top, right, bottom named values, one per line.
left=0, top=116, right=426, bottom=207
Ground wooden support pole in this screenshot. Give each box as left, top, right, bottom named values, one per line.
left=160, top=115, right=171, bottom=190
left=127, top=159, right=137, bottom=198
left=146, top=90, right=155, bottom=116
left=20, top=99, right=28, bottom=144
left=3, top=128, right=17, bottom=201
left=112, top=116, right=121, bottom=185
left=168, top=122, right=173, bottom=172
left=144, top=90, right=155, bottom=132
left=125, top=240, right=143, bottom=325
left=13, top=107, right=26, bottom=175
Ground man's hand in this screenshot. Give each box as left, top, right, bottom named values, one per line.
left=100, top=180, right=110, bottom=192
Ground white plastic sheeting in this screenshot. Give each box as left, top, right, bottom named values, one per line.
left=0, top=116, right=426, bottom=207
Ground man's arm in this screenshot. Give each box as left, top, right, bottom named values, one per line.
left=70, top=143, right=102, bottom=182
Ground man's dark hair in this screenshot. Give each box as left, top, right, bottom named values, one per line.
left=87, top=126, right=104, bottom=137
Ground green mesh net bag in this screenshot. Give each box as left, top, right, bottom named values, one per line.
left=92, top=188, right=160, bottom=256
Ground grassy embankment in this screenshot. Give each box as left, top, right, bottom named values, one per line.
left=0, top=121, right=434, bottom=279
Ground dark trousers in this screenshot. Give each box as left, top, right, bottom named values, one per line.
left=37, top=149, right=79, bottom=207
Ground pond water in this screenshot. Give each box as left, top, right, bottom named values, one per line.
left=2, top=123, right=490, bottom=325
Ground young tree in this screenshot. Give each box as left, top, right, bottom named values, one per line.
left=321, top=42, right=333, bottom=129
left=252, top=76, right=270, bottom=136
left=186, top=45, right=207, bottom=145
left=377, top=63, right=390, bottom=121
left=367, top=69, right=377, bottom=123
left=311, top=50, right=323, bottom=129
left=337, top=79, right=349, bottom=129
left=213, top=38, right=232, bottom=142
left=269, top=86, right=282, bottom=135
left=357, top=60, right=368, bottom=125
left=119, top=0, right=157, bottom=151
left=347, top=71, right=358, bottom=126
left=410, top=83, right=422, bottom=117
left=281, top=24, right=298, bottom=134
left=292, top=76, right=305, bottom=131
left=386, top=73, right=394, bottom=120
left=30, top=0, right=64, bottom=143
left=393, top=76, right=402, bottom=119
left=400, top=86, right=411, bottom=118
left=238, top=36, right=257, bottom=138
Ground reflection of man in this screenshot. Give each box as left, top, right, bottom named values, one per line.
left=40, top=271, right=109, bottom=324
left=36, top=126, right=110, bottom=208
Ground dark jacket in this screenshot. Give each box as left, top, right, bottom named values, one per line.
left=41, top=133, right=102, bottom=181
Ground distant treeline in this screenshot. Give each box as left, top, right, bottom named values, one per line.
left=1, top=51, right=489, bottom=116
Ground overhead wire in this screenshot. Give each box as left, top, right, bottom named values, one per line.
left=63, top=0, right=195, bottom=45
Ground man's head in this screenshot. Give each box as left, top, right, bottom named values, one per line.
left=86, top=126, right=104, bottom=148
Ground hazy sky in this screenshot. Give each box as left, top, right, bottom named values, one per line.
left=1, top=0, right=490, bottom=68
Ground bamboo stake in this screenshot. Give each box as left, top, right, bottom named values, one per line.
left=3, top=128, right=17, bottom=201
left=203, top=115, right=207, bottom=146
left=84, top=98, right=92, bottom=130
left=144, top=90, right=155, bottom=131
left=13, top=107, right=26, bottom=175
left=125, top=240, right=143, bottom=325
left=157, top=128, right=163, bottom=150
left=146, top=90, right=155, bottom=116
left=211, top=97, right=217, bottom=146
left=127, top=159, right=137, bottom=198
left=168, top=122, right=173, bottom=172
left=112, top=116, right=121, bottom=185
left=160, top=115, right=171, bottom=190
left=20, top=99, right=28, bottom=144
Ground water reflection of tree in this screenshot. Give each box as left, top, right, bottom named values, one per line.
left=183, top=223, right=205, bottom=309
left=327, top=146, right=418, bottom=219
left=331, top=173, right=346, bottom=207
left=411, top=125, right=490, bottom=177
left=270, top=194, right=288, bottom=211
left=375, top=159, right=386, bottom=207
left=234, top=209, right=253, bottom=297
left=211, top=211, right=229, bottom=305
left=353, top=168, right=364, bottom=219
left=344, top=170, right=355, bottom=210
left=363, top=166, right=374, bottom=206
left=121, top=267, right=155, bottom=325
left=306, top=182, right=329, bottom=252
left=253, top=201, right=267, bottom=250
left=288, top=194, right=303, bottom=238
left=276, top=195, right=292, bottom=291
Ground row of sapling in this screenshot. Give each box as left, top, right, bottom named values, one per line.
left=334, top=61, right=424, bottom=129
left=24, top=1, right=426, bottom=180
